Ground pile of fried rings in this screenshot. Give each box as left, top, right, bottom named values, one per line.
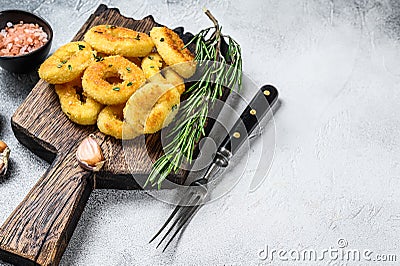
left=38, top=25, right=196, bottom=139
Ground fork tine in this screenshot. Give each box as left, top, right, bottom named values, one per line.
left=162, top=202, right=202, bottom=252
left=155, top=209, right=182, bottom=248
left=155, top=192, right=200, bottom=248
left=149, top=204, right=182, bottom=244
left=151, top=178, right=209, bottom=251
left=150, top=190, right=196, bottom=244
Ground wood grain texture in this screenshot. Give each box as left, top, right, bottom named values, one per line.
left=1, top=4, right=230, bottom=265
left=0, top=142, right=93, bottom=266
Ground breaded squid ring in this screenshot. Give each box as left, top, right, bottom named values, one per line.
left=124, top=82, right=180, bottom=134
left=141, top=52, right=164, bottom=82
left=141, top=53, right=185, bottom=94
left=82, top=55, right=145, bottom=105
left=163, top=68, right=185, bottom=94
left=84, top=25, right=154, bottom=57
left=55, top=77, right=103, bottom=125
left=97, top=105, right=138, bottom=139
left=140, top=54, right=184, bottom=132
left=39, top=41, right=95, bottom=84
left=150, top=27, right=196, bottom=78
left=145, top=84, right=180, bottom=133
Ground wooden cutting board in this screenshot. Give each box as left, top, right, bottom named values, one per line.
left=0, top=4, right=229, bottom=266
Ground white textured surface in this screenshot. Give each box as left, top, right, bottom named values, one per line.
left=0, top=0, right=400, bottom=265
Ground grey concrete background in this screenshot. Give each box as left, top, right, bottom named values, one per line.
left=0, top=0, right=400, bottom=265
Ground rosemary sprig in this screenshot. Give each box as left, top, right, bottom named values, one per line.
left=146, top=9, right=242, bottom=188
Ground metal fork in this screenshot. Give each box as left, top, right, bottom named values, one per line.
left=149, top=85, right=278, bottom=251
left=149, top=160, right=223, bottom=251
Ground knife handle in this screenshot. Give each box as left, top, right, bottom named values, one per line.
left=215, top=85, right=278, bottom=165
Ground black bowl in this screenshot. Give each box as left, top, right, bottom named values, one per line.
left=0, top=10, right=53, bottom=73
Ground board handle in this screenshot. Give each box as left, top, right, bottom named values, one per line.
left=0, top=145, right=93, bottom=266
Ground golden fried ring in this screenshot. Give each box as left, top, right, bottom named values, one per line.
left=141, top=53, right=185, bottom=94
left=150, top=27, right=196, bottom=78
left=84, top=25, right=154, bottom=57
left=141, top=52, right=164, bottom=82
left=124, top=82, right=180, bottom=134
left=39, top=41, right=94, bottom=84
left=97, top=105, right=138, bottom=139
left=163, top=68, right=185, bottom=94
left=82, top=55, right=145, bottom=105
left=140, top=54, right=184, bottom=132
left=55, top=77, right=103, bottom=125
left=145, top=84, right=180, bottom=133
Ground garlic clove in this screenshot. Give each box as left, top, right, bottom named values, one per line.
left=0, top=141, right=10, bottom=177
left=0, top=141, right=7, bottom=153
left=76, top=135, right=105, bottom=172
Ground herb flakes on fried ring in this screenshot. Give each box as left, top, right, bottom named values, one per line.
left=82, top=55, right=145, bottom=105
left=141, top=53, right=185, bottom=94
left=39, top=41, right=95, bottom=84
left=141, top=52, right=164, bottom=82
left=150, top=26, right=196, bottom=78
left=123, top=82, right=180, bottom=135
left=55, top=77, right=103, bottom=125
left=84, top=25, right=154, bottom=57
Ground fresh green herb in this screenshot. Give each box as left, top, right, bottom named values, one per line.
left=78, top=44, right=85, bottom=50
left=126, top=67, right=131, bottom=72
left=135, top=33, right=140, bottom=40
left=159, top=37, right=164, bottom=42
left=171, top=104, right=178, bottom=111
left=68, top=65, right=72, bottom=71
left=113, top=87, right=120, bottom=91
left=149, top=66, right=154, bottom=68
left=57, top=64, right=62, bottom=68
left=61, top=60, right=67, bottom=64
left=127, top=81, right=133, bottom=86
left=146, top=9, right=242, bottom=188
left=148, top=56, right=153, bottom=60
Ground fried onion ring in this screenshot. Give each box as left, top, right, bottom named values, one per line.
left=84, top=25, right=154, bottom=57
left=55, top=77, right=103, bottom=125
left=39, top=41, right=94, bottom=84
left=82, top=55, right=145, bottom=105
left=97, top=105, right=138, bottom=139
left=150, top=26, right=196, bottom=78
left=124, top=82, right=180, bottom=134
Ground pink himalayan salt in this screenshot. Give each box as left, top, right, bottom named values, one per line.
left=0, top=21, right=48, bottom=56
